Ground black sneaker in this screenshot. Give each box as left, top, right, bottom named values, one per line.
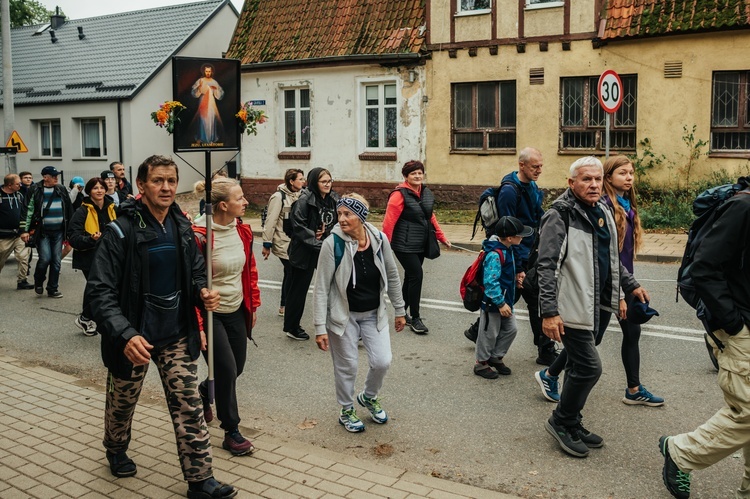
left=545, top=416, right=590, bottom=458
left=404, top=314, right=412, bottom=326
left=487, top=357, right=511, bottom=375
left=572, top=421, right=603, bottom=448
left=34, top=284, right=43, bottom=295
left=286, top=327, right=310, bottom=341
left=48, top=290, right=63, bottom=298
left=473, top=363, right=499, bottom=379
left=536, top=344, right=559, bottom=366
left=659, top=436, right=691, bottom=499
left=16, top=280, right=34, bottom=290
left=464, top=318, right=479, bottom=343
left=410, top=317, right=429, bottom=334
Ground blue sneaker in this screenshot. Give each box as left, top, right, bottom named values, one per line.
left=338, top=407, right=365, bottom=433
left=623, top=385, right=664, bottom=407
left=534, top=369, right=560, bottom=402
left=357, top=392, right=388, bottom=424
left=659, top=436, right=691, bottom=498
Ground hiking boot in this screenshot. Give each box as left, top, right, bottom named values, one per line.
left=534, top=369, right=560, bottom=402
left=464, top=318, right=479, bottom=343
left=357, top=392, right=388, bottom=424
left=487, top=357, right=511, bottom=375
left=659, top=436, right=691, bottom=498
left=48, top=290, right=63, bottom=298
left=187, top=477, right=237, bottom=499
left=473, top=362, right=499, bottom=379
left=536, top=344, right=559, bottom=366
left=75, top=315, right=97, bottom=336
left=16, top=280, right=34, bottom=290
left=339, top=407, right=365, bottom=433
left=545, top=416, right=589, bottom=458
left=410, top=317, right=429, bottom=334
left=623, top=385, right=665, bottom=407
left=572, top=421, right=603, bottom=448
left=106, top=450, right=137, bottom=478
left=222, top=429, right=255, bottom=456
left=199, top=386, right=213, bottom=424
left=286, top=327, right=310, bottom=341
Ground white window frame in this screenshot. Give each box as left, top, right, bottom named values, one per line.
left=457, top=0, right=491, bottom=15
left=39, top=119, right=62, bottom=158
left=281, top=87, right=311, bottom=150
left=359, top=80, right=398, bottom=152
left=79, top=117, right=107, bottom=158
left=525, top=0, right=564, bottom=10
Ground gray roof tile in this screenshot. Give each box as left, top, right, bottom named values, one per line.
left=0, top=0, right=228, bottom=106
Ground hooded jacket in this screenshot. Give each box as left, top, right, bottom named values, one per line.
left=85, top=199, right=208, bottom=379
left=495, top=171, right=544, bottom=272
left=287, top=168, right=339, bottom=270
left=537, top=189, right=639, bottom=333
left=313, top=222, right=405, bottom=336
left=67, top=197, right=117, bottom=273
left=480, top=236, right=515, bottom=312
left=261, top=183, right=301, bottom=260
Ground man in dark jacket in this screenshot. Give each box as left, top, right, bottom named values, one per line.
left=659, top=189, right=750, bottom=499
left=84, top=155, right=237, bottom=499
left=0, top=174, right=33, bottom=289
left=110, top=161, right=133, bottom=197
left=20, top=166, right=73, bottom=298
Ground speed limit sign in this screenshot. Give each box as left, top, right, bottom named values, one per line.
left=598, top=70, right=623, bottom=114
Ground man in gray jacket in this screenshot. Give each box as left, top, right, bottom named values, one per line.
left=537, top=156, right=649, bottom=458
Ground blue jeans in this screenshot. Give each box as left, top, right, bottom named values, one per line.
left=35, top=229, right=63, bottom=292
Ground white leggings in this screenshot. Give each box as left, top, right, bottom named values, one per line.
left=328, top=309, right=392, bottom=408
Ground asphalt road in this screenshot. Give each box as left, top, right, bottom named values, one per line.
left=0, top=249, right=742, bottom=498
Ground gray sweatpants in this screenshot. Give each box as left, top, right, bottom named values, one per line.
left=475, top=309, right=518, bottom=362
left=328, top=309, right=392, bottom=408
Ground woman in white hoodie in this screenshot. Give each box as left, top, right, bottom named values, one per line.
left=313, top=194, right=406, bottom=433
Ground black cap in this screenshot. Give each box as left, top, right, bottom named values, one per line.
left=626, top=295, right=660, bottom=325
left=41, top=166, right=60, bottom=176
left=495, top=216, right=534, bottom=238
left=101, top=170, right=116, bottom=179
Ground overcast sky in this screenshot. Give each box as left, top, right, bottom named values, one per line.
left=48, top=0, right=244, bottom=20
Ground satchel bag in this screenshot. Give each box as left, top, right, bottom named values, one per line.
left=425, top=226, right=440, bottom=260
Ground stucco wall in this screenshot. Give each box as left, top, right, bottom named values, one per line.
left=236, top=64, right=426, bottom=185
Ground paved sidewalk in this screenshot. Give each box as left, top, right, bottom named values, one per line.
left=0, top=355, right=518, bottom=499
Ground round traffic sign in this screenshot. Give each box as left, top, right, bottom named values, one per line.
left=598, top=70, right=623, bottom=114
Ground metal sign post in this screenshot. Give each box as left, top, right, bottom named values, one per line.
left=598, top=69, right=623, bottom=160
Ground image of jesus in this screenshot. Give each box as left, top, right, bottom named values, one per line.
left=191, top=64, right=225, bottom=143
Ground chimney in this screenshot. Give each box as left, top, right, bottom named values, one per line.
left=49, top=29, right=57, bottom=43
left=50, top=7, right=65, bottom=30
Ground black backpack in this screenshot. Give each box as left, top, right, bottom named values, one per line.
left=676, top=177, right=750, bottom=312
left=261, top=191, right=294, bottom=237
left=522, top=203, right=570, bottom=301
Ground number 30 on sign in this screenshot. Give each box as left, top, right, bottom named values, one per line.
left=598, top=70, right=623, bottom=114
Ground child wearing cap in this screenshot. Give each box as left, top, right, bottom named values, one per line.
left=474, top=216, right=534, bottom=379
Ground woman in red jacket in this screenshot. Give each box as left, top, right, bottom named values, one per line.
left=193, top=177, right=260, bottom=456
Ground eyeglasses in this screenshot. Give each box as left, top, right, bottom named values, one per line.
left=526, top=163, right=543, bottom=170
left=319, top=179, right=333, bottom=186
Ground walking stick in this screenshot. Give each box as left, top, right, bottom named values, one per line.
left=204, top=151, right=215, bottom=404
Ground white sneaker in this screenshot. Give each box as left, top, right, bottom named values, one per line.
left=75, top=315, right=97, bottom=336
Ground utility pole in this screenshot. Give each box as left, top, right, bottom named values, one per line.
left=1, top=0, right=17, bottom=174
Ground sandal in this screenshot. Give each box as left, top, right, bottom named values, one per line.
left=107, top=451, right=137, bottom=478
left=187, top=477, right=238, bottom=499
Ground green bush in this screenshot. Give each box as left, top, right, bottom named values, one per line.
left=639, top=190, right=695, bottom=231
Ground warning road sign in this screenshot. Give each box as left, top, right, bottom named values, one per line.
left=6, top=131, right=28, bottom=153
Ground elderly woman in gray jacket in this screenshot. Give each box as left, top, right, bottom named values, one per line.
left=313, top=193, right=406, bottom=433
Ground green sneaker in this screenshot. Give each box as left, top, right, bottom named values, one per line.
left=357, top=392, right=388, bottom=423
left=338, top=407, right=365, bottom=433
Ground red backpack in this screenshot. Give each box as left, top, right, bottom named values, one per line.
left=459, top=249, right=504, bottom=312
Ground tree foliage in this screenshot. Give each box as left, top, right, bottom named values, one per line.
left=4, top=0, right=63, bottom=28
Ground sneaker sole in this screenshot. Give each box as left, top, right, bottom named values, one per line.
left=82, top=330, right=98, bottom=337
left=356, top=393, right=388, bottom=424
left=222, top=441, right=255, bottom=456
left=410, top=326, right=428, bottom=334
left=338, top=419, right=365, bottom=433
left=286, top=332, right=309, bottom=341
left=534, top=371, right=559, bottom=403
left=545, top=420, right=589, bottom=458
left=623, top=396, right=665, bottom=407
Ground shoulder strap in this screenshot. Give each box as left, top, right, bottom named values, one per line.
left=499, top=180, right=523, bottom=210
left=333, top=233, right=345, bottom=270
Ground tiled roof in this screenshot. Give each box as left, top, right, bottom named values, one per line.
left=0, top=0, right=231, bottom=106
left=601, top=0, right=750, bottom=40
left=226, top=0, right=425, bottom=65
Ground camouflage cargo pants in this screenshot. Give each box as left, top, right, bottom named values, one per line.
left=103, top=337, right=213, bottom=482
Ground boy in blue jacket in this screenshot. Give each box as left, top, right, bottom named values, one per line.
left=474, top=216, right=534, bottom=379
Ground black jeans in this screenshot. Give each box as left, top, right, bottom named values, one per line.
left=394, top=251, right=424, bottom=319
left=520, top=285, right=553, bottom=352
left=552, top=311, right=611, bottom=427
left=280, top=258, right=291, bottom=307
left=200, top=308, right=247, bottom=431
left=283, top=264, right=315, bottom=332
